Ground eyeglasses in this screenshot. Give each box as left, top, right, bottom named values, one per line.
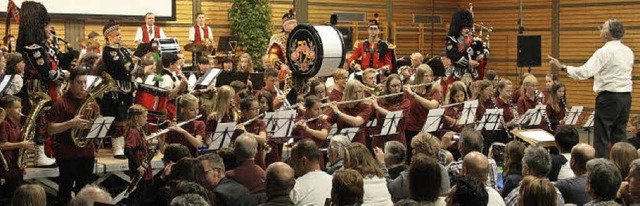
left=368, top=27, right=379, bottom=31
left=248, top=107, right=260, bottom=111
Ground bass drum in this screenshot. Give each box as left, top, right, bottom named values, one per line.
left=286, top=24, right=346, bottom=78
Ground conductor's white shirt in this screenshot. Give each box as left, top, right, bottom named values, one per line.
left=566, top=40, right=633, bottom=93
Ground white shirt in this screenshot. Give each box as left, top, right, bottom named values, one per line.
left=188, top=25, right=213, bottom=42
left=558, top=153, right=575, bottom=180
left=134, top=25, right=167, bottom=42
left=159, top=68, right=179, bottom=90
left=485, top=186, right=505, bottom=206
left=289, top=170, right=332, bottom=206
left=5, top=74, right=22, bottom=95
left=566, top=40, right=633, bottom=93
left=363, top=176, right=393, bottom=206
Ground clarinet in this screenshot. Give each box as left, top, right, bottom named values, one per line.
left=536, top=91, right=553, bottom=132
left=123, top=144, right=158, bottom=197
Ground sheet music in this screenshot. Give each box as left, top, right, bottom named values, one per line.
left=85, top=75, right=100, bottom=90
left=271, top=110, right=297, bottom=138
left=335, top=127, right=359, bottom=141
left=528, top=104, right=547, bottom=126
left=0, top=75, right=13, bottom=94
left=583, top=111, right=595, bottom=128
left=328, top=124, right=338, bottom=136
left=422, top=108, right=444, bottom=132
left=264, top=112, right=277, bottom=133
left=197, top=68, right=222, bottom=87
left=210, top=122, right=236, bottom=150
left=475, top=109, right=503, bottom=131
left=378, top=111, right=403, bottom=136
left=459, top=100, right=478, bottom=125
left=517, top=109, right=536, bottom=125
left=519, top=130, right=555, bottom=142
left=86, top=116, right=115, bottom=139
left=366, top=119, right=378, bottom=128
left=564, top=106, right=584, bottom=126
left=144, top=75, right=157, bottom=85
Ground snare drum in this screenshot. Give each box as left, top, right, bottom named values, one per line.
left=135, top=83, right=170, bottom=114
left=286, top=24, right=346, bottom=78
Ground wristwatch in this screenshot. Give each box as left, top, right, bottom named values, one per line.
left=561, top=65, right=567, bottom=71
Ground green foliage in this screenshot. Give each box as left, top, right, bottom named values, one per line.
left=229, top=0, right=272, bottom=64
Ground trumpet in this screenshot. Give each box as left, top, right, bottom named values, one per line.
left=275, top=85, right=292, bottom=109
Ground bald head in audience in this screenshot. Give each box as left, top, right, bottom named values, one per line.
left=571, top=143, right=596, bottom=176
left=235, top=134, right=258, bottom=161
left=265, top=162, right=295, bottom=198
left=69, top=185, right=112, bottom=206
left=462, top=151, right=489, bottom=184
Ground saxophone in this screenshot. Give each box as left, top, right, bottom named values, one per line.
left=71, top=72, right=119, bottom=147
left=17, top=92, right=52, bottom=169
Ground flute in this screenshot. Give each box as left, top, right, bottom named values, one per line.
left=321, top=92, right=404, bottom=107
left=240, top=113, right=265, bottom=126
left=146, top=114, right=203, bottom=141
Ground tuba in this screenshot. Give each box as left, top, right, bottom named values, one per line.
left=17, top=92, right=52, bottom=169
left=71, top=72, right=118, bottom=147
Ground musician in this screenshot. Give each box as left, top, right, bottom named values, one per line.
left=267, top=10, right=296, bottom=83
left=46, top=69, right=98, bottom=205
left=237, top=53, right=254, bottom=73
left=207, top=86, right=238, bottom=146
left=259, top=69, right=284, bottom=110
left=134, top=53, right=157, bottom=83
left=308, top=79, right=328, bottom=102
left=2, top=34, right=16, bottom=53
left=445, top=9, right=489, bottom=81
left=123, top=104, right=152, bottom=205
left=328, top=69, right=348, bottom=102
left=511, top=73, right=532, bottom=105
left=545, top=81, right=566, bottom=132
left=494, top=79, right=516, bottom=140
left=163, top=94, right=205, bottom=157
left=443, top=81, right=468, bottom=133
left=542, top=73, right=557, bottom=104
left=348, top=14, right=393, bottom=75
left=0, top=95, right=35, bottom=199
left=159, top=52, right=189, bottom=119
left=222, top=56, right=234, bottom=72
left=230, top=81, right=249, bottom=109
left=327, top=79, right=373, bottom=144
left=134, top=12, right=166, bottom=45
left=516, top=75, right=539, bottom=115
left=362, top=68, right=379, bottom=97
left=257, top=91, right=275, bottom=114
left=261, top=54, right=274, bottom=71
left=4, top=53, right=26, bottom=96
left=474, top=79, right=497, bottom=154
left=368, top=74, right=411, bottom=148
left=194, top=56, right=210, bottom=79
left=402, top=64, right=442, bottom=160
left=235, top=96, right=267, bottom=169
left=292, top=96, right=330, bottom=167
left=100, top=20, right=136, bottom=159
left=78, top=31, right=102, bottom=61
left=17, top=1, right=66, bottom=100
left=189, top=12, right=215, bottom=61
left=399, top=52, right=423, bottom=83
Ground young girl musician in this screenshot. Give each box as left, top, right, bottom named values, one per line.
left=123, top=104, right=152, bottom=204
left=207, top=85, right=238, bottom=146
left=235, top=96, right=267, bottom=169
left=402, top=64, right=441, bottom=159
left=327, top=79, right=373, bottom=144
left=369, top=74, right=411, bottom=148
left=516, top=75, right=539, bottom=124
left=442, top=81, right=468, bottom=133
left=293, top=95, right=330, bottom=167
left=545, top=81, right=566, bottom=132
left=474, top=80, right=497, bottom=154
left=163, top=94, right=205, bottom=157
left=0, top=95, right=35, bottom=199
left=494, top=79, right=517, bottom=140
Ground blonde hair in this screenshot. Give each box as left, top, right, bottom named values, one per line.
left=176, top=94, right=199, bottom=121
left=344, top=143, right=384, bottom=178
left=521, top=75, right=538, bottom=95
left=410, top=132, right=441, bottom=159
left=212, top=85, right=237, bottom=121
left=236, top=53, right=254, bottom=73
left=343, top=79, right=364, bottom=102
left=413, top=64, right=433, bottom=94
left=519, top=176, right=557, bottom=206
left=363, top=68, right=377, bottom=77
left=11, top=184, right=46, bottom=206
left=610, top=142, right=638, bottom=178
left=127, top=104, right=148, bottom=127
left=332, top=69, right=348, bottom=79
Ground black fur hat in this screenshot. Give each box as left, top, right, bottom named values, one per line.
left=448, top=9, right=474, bottom=37
left=16, top=1, right=51, bottom=52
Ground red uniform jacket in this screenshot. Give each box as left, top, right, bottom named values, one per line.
left=348, top=40, right=393, bottom=71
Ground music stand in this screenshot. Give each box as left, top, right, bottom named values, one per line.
left=0, top=75, right=14, bottom=95
left=527, top=104, right=547, bottom=127
left=583, top=111, right=596, bottom=144
left=422, top=108, right=445, bottom=132
left=475, top=109, right=503, bottom=131
left=458, top=100, right=479, bottom=126
left=215, top=71, right=249, bottom=87
left=564, top=106, right=584, bottom=126
left=515, top=108, right=536, bottom=126
left=372, top=111, right=403, bottom=137
left=209, top=122, right=237, bottom=150
left=269, top=110, right=297, bottom=142
left=194, top=68, right=222, bottom=89
left=366, top=119, right=378, bottom=129
left=327, top=127, right=360, bottom=142
left=85, top=116, right=115, bottom=140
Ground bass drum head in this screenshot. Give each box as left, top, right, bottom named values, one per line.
left=286, top=24, right=346, bottom=78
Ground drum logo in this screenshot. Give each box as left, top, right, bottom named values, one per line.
left=289, top=39, right=316, bottom=72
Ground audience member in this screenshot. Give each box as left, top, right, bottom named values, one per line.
left=263, top=162, right=296, bottom=206
left=344, top=143, right=393, bottom=205
left=618, top=159, right=640, bottom=205
left=170, top=193, right=209, bottom=206
left=384, top=141, right=407, bottom=179
left=153, top=144, right=192, bottom=205
left=502, top=141, right=525, bottom=197
left=584, top=158, right=622, bottom=206
left=198, top=153, right=254, bottom=205
left=69, top=185, right=113, bottom=206
left=518, top=176, right=557, bottom=206
left=407, top=155, right=445, bottom=205
left=170, top=181, right=216, bottom=205
left=446, top=129, right=499, bottom=189
left=11, top=184, right=46, bottom=206
left=326, top=135, right=350, bottom=174
left=504, top=145, right=564, bottom=206
left=462, top=152, right=505, bottom=206
left=555, top=143, right=595, bottom=206
left=550, top=125, right=579, bottom=181
left=289, top=138, right=333, bottom=205
left=445, top=176, right=488, bottom=206
left=610, top=142, right=638, bottom=178
left=331, top=169, right=364, bottom=206
left=226, top=134, right=266, bottom=194
left=167, top=158, right=209, bottom=187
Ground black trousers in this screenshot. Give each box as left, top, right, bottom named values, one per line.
left=594, top=92, right=631, bottom=158
left=57, top=157, right=95, bottom=206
